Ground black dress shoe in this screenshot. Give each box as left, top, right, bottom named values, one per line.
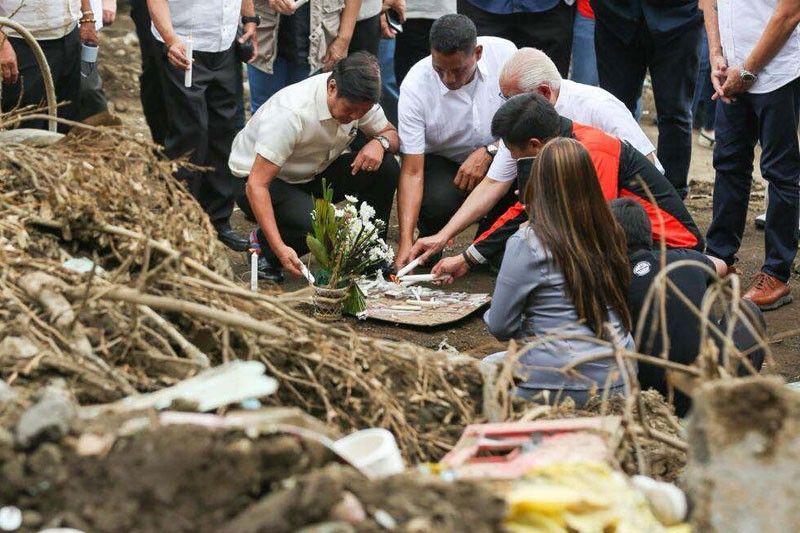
left=216, top=226, right=249, bottom=252
left=246, top=253, right=284, bottom=283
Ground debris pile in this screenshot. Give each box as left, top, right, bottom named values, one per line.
left=0, top=124, right=513, bottom=462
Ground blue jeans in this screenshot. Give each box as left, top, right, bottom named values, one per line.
left=706, top=76, right=800, bottom=282
left=379, top=37, right=399, bottom=125
left=570, top=13, right=598, bottom=87
left=247, top=57, right=310, bottom=114
left=691, top=26, right=716, bottom=131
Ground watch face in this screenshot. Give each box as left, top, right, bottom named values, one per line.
left=742, top=71, right=756, bottom=82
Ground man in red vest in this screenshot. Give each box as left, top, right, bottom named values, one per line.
left=410, top=93, right=703, bottom=280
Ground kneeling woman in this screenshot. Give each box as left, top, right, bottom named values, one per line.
left=483, top=138, right=635, bottom=404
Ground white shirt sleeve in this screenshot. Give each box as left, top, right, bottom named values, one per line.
left=254, top=107, right=303, bottom=168
left=358, top=104, right=390, bottom=137
left=487, top=141, right=518, bottom=183
left=592, top=96, right=656, bottom=158
left=397, top=87, right=427, bottom=155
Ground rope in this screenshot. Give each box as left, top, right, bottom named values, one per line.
left=0, top=17, right=57, bottom=132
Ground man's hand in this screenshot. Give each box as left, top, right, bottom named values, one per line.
left=239, top=22, right=259, bottom=63
left=276, top=244, right=303, bottom=277
left=454, top=147, right=492, bottom=192
left=409, top=232, right=451, bottom=265
left=720, top=65, right=754, bottom=100
left=431, top=255, right=470, bottom=284
left=0, top=36, right=18, bottom=85
left=710, top=53, right=730, bottom=102
left=351, top=139, right=385, bottom=175
left=166, top=37, right=191, bottom=70
left=382, top=0, right=406, bottom=21
left=394, top=241, right=414, bottom=270
left=102, top=0, right=117, bottom=25
left=269, top=0, right=297, bottom=15
left=322, top=36, right=349, bottom=71
left=80, top=21, right=99, bottom=45
left=380, top=13, right=396, bottom=38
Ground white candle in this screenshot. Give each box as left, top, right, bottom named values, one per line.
left=184, top=36, right=193, bottom=88
left=250, top=252, right=258, bottom=292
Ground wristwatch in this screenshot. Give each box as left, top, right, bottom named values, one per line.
left=374, top=135, right=390, bottom=150
left=485, top=144, right=498, bottom=157
left=740, top=68, right=757, bottom=84
left=241, top=15, right=261, bottom=25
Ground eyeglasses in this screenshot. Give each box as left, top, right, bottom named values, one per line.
left=498, top=91, right=509, bottom=101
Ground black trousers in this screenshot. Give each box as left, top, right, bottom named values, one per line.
left=394, top=18, right=434, bottom=86
left=706, top=76, right=800, bottom=282
left=349, top=14, right=381, bottom=56
left=130, top=0, right=168, bottom=145
left=418, top=154, right=517, bottom=239
left=595, top=19, right=701, bottom=198
left=160, top=45, right=239, bottom=227
left=255, top=152, right=400, bottom=262
left=456, top=0, right=575, bottom=77
left=1, top=27, right=80, bottom=133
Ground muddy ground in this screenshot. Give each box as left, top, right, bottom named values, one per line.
left=99, top=6, right=799, bottom=384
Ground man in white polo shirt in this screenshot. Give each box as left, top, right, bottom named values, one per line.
left=394, top=14, right=516, bottom=268
left=229, top=52, right=400, bottom=283
left=703, top=0, right=800, bottom=310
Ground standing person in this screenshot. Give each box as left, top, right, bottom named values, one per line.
left=130, top=0, right=167, bottom=145
left=482, top=138, right=635, bottom=405
left=229, top=53, right=400, bottom=282
left=456, top=0, right=575, bottom=77
left=703, top=0, right=800, bottom=310
left=593, top=0, right=703, bottom=199
left=395, top=14, right=517, bottom=267
left=79, top=0, right=117, bottom=121
left=0, top=0, right=98, bottom=132
left=570, top=0, right=597, bottom=86
left=394, top=0, right=456, bottom=85
left=147, top=0, right=258, bottom=252
left=692, top=25, right=717, bottom=148
left=351, top=0, right=381, bottom=56
left=247, top=0, right=360, bottom=114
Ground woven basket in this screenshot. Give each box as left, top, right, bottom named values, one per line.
left=312, top=285, right=349, bottom=322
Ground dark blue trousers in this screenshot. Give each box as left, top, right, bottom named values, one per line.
left=706, top=76, right=800, bottom=282
left=595, top=19, right=701, bottom=198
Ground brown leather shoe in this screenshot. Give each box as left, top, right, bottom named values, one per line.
left=743, top=272, right=792, bottom=310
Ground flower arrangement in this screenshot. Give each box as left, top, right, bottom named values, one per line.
left=306, top=180, right=394, bottom=315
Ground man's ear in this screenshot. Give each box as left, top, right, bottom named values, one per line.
left=474, top=44, right=483, bottom=62
left=328, top=78, right=337, bottom=97
left=537, top=84, right=553, bottom=102
left=529, top=138, right=544, bottom=154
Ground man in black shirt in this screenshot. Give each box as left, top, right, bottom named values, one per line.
left=611, top=198, right=767, bottom=416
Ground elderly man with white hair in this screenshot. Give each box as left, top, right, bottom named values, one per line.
left=409, top=47, right=665, bottom=264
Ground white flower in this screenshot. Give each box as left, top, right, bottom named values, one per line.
left=335, top=207, right=345, bottom=218
left=359, top=201, right=376, bottom=223
left=345, top=195, right=358, bottom=203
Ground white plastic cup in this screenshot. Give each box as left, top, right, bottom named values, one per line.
left=333, top=428, right=405, bottom=478
left=81, top=43, right=98, bottom=63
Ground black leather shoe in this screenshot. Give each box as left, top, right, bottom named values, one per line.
left=247, top=253, right=284, bottom=283
left=216, top=226, right=249, bottom=252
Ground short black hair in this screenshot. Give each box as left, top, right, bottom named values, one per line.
left=330, top=51, right=382, bottom=103
left=490, top=93, right=561, bottom=148
left=430, top=14, right=477, bottom=54
left=609, top=198, right=653, bottom=250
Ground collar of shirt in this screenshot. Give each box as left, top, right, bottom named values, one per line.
left=436, top=58, right=489, bottom=96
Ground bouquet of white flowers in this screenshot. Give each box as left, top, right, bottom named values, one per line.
left=306, top=181, right=394, bottom=315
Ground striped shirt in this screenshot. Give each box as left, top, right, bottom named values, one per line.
left=0, top=0, right=80, bottom=40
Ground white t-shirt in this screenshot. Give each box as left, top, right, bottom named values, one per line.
left=406, top=0, right=457, bottom=19
left=398, top=36, right=517, bottom=163
left=358, top=0, right=383, bottom=20
left=0, top=0, right=80, bottom=40
left=229, top=74, right=390, bottom=183
left=718, top=0, right=800, bottom=93
left=488, top=79, right=663, bottom=182
left=151, top=0, right=241, bottom=53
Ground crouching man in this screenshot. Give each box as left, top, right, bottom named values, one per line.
left=229, top=52, right=400, bottom=282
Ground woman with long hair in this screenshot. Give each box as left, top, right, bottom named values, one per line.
left=483, top=137, right=635, bottom=404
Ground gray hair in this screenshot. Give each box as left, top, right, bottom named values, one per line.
left=500, top=48, right=562, bottom=94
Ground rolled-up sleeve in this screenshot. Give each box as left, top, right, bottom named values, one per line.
left=398, top=88, right=426, bottom=155
left=483, top=232, right=541, bottom=340
left=486, top=140, right=518, bottom=183
left=254, top=106, right=303, bottom=167
left=358, top=104, right=391, bottom=137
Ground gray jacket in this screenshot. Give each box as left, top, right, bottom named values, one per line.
left=484, top=227, right=635, bottom=391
